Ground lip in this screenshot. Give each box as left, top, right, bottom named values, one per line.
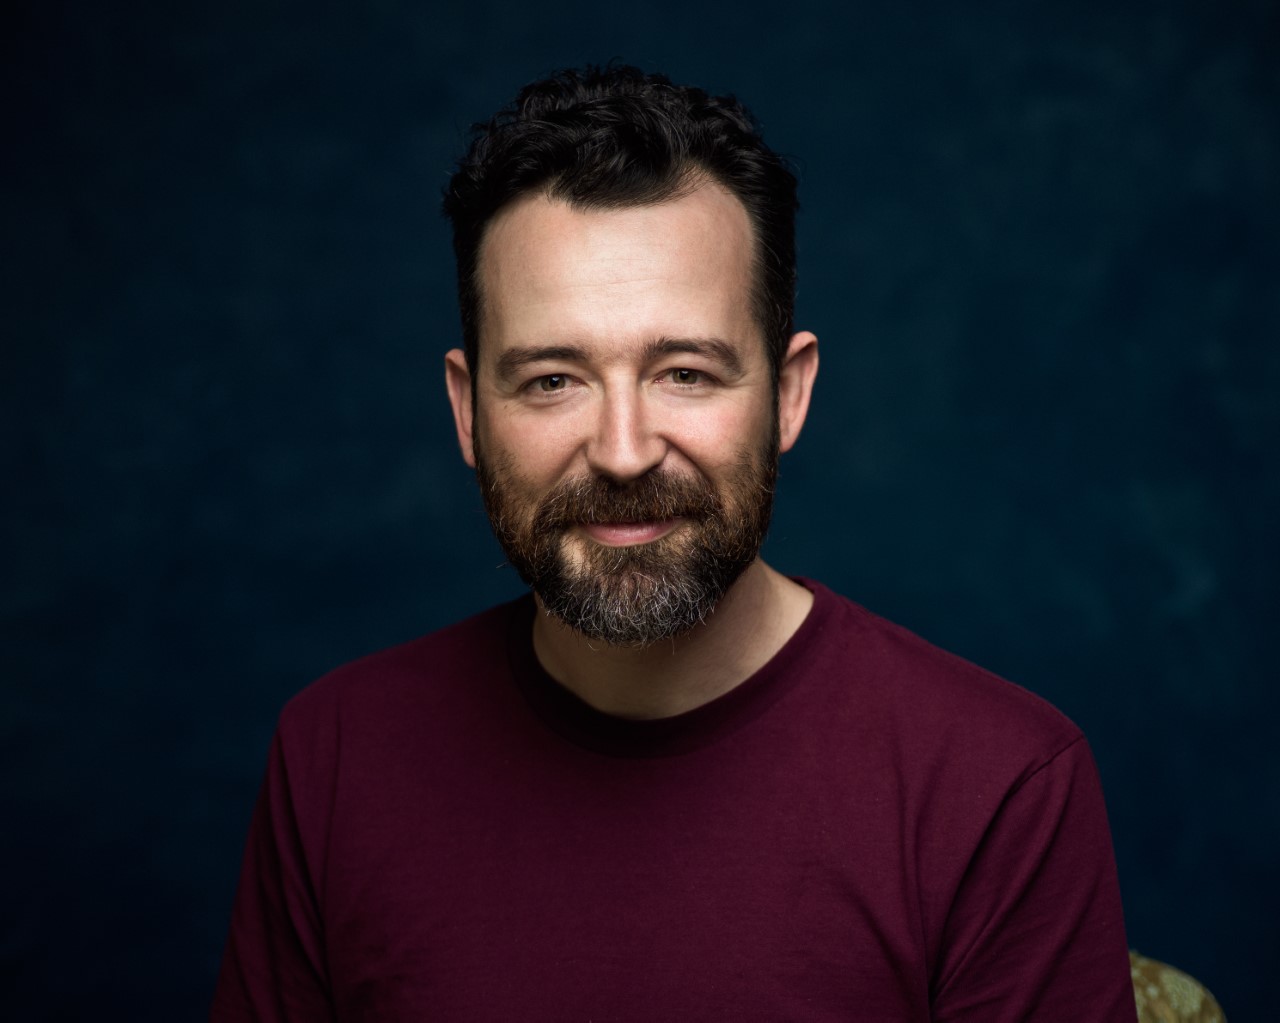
left=577, top=518, right=680, bottom=547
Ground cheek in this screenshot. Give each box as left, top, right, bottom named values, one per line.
left=478, top=407, right=578, bottom=484
left=670, top=398, right=775, bottom=464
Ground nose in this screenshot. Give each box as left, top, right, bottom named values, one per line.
left=584, top=385, right=667, bottom=484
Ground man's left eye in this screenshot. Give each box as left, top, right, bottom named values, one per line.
left=668, top=368, right=702, bottom=385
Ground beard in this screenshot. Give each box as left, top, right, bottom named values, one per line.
left=475, top=431, right=779, bottom=648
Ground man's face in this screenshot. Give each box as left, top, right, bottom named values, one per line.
left=449, top=184, right=785, bottom=646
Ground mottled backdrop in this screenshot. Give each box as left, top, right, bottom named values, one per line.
left=4, top=0, right=1276, bottom=1017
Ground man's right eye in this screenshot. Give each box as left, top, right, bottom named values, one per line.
left=537, top=375, right=567, bottom=392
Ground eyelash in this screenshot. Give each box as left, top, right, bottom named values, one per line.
left=666, top=368, right=703, bottom=386
left=535, top=374, right=569, bottom=393
left=524, top=368, right=711, bottom=395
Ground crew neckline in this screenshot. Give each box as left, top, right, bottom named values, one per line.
left=504, top=579, right=838, bottom=758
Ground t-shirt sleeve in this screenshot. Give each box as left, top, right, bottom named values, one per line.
left=930, top=737, right=1136, bottom=1022
left=210, top=727, right=336, bottom=1022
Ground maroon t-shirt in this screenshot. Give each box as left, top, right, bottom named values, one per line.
left=213, top=581, right=1135, bottom=1021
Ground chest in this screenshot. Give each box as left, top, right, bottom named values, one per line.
left=316, top=743, right=939, bottom=1021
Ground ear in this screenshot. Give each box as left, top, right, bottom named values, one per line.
left=444, top=348, right=476, bottom=468
left=777, top=330, right=818, bottom=453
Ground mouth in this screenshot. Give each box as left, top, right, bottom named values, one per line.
left=576, top=518, right=681, bottom=547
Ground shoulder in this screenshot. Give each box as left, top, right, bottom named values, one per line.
left=249, top=597, right=539, bottom=855
left=275, top=597, right=530, bottom=744
left=798, top=579, right=1085, bottom=783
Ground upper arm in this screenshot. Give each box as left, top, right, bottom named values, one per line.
left=930, top=739, right=1136, bottom=1022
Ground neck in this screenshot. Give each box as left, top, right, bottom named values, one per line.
left=530, top=560, right=814, bottom=720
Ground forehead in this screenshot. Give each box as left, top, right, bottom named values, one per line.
left=475, top=184, right=760, bottom=361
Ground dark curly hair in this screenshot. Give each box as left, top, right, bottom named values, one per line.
left=442, top=65, right=799, bottom=382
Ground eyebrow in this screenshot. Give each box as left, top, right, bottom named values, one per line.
left=493, top=344, right=589, bottom=382
left=493, top=336, right=745, bottom=382
left=643, top=336, right=745, bottom=376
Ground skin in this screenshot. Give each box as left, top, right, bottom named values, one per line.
left=445, top=181, right=819, bottom=719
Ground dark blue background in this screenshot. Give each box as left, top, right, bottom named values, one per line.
left=5, top=0, right=1276, bottom=1017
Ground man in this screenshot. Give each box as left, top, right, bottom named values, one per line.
left=214, top=66, right=1135, bottom=1020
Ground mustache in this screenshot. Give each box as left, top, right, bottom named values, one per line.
left=533, top=470, right=722, bottom=531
